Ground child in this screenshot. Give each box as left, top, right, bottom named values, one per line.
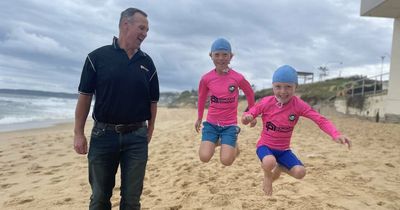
left=241, top=65, right=351, bottom=195
left=195, top=37, right=257, bottom=166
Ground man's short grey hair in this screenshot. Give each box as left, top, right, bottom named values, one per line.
left=119, top=8, right=147, bottom=27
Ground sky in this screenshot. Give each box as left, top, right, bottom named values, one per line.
left=0, top=0, right=394, bottom=93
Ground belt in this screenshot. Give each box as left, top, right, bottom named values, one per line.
left=95, top=121, right=146, bottom=134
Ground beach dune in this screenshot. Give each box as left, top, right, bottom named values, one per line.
left=0, top=107, right=399, bottom=209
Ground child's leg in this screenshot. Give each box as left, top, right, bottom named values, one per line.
left=235, top=144, right=240, bottom=157
left=285, top=165, right=306, bottom=179
left=261, top=155, right=277, bottom=196
left=220, top=144, right=236, bottom=166
left=272, top=164, right=305, bottom=179
left=276, top=150, right=306, bottom=179
left=199, top=141, right=216, bottom=163
left=219, top=125, right=240, bottom=166
left=271, top=164, right=282, bottom=181
left=199, top=122, right=219, bottom=163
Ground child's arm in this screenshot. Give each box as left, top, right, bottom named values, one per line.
left=242, top=113, right=257, bottom=127
left=239, top=78, right=255, bottom=108
left=195, top=78, right=208, bottom=133
left=241, top=98, right=265, bottom=126
left=239, top=78, right=256, bottom=126
left=333, top=135, right=352, bottom=149
left=299, top=100, right=351, bottom=150
left=241, top=113, right=254, bottom=125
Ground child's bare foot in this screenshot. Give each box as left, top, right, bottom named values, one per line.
left=263, top=175, right=273, bottom=196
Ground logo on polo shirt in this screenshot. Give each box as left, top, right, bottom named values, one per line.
left=140, top=65, right=149, bottom=72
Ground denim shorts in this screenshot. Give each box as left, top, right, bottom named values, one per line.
left=201, top=121, right=240, bottom=147
left=256, top=145, right=303, bottom=170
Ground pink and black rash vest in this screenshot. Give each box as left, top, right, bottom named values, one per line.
left=197, top=68, right=255, bottom=126
left=245, top=96, right=341, bottom=150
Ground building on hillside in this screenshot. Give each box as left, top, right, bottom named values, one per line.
left=359, top=0, right=400, bottom=122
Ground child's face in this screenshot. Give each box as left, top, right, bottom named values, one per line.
left=210, top=51, right=233, bottom=70
left=272, top=82, right=296, bottom=103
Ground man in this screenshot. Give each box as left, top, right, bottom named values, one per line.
left=73, top=7, right=159, bottom=210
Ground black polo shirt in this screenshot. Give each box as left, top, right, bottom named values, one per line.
left=78, top=37, right=159, bottom=124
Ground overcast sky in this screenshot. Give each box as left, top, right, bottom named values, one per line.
left=0, top=0, right=394, bottom=93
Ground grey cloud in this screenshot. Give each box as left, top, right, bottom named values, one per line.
left=0, top=0, right=393, bottom=92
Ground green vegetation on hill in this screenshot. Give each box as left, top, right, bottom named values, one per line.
left=254, top=76, right=365, bottom=105
left=295, top=76, right=365, bottom=105
left=163, top=75, right=368, bottom=108
left=161, top=90, right=198, bottom=108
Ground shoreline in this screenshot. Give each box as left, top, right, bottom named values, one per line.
left=0, top=118, right=75, bottom=133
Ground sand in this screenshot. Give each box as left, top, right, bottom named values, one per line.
left=0, top=106, right=399, bottom=210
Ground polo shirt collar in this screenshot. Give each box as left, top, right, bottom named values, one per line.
left=112, top=36, right=146, bottom=57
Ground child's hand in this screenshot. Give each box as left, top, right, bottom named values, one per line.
left=250, top=118, right=257, bottom=127
left=334, top=136, right=351, bottom=150
left=194, top=119, right=202, bottom=133
left=241, top=114, right=254, bottom=125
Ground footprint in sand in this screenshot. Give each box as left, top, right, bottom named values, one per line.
left=155, top=198, right=162, bottom=203
left=142, top=189, right=152, bottom=195
left=306, top=153, right=326, bottom=159
left=209, top=187, right=219, bottom=194
left=43, top=171, right=55, bottom=175
left=168, top=205, right=183, bottom=210
left=27, top=163, right=43, bottom=174
left=1, top=182, right=18, bottom=189
left=181, top=181, right=190, bottom=188
left=55, top=197, right=73, bottom=205
left=5, top=197, right=35, bottom=206
left=211, top=194, right=231, bottom=207
left=22, top=154, right=36, bottom=161
left=50, top=175, right=64, bottom=184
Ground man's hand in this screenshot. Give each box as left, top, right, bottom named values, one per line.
left=147, top=123, right=155, bottom=143
left=74, top=134, right=88, bottom=154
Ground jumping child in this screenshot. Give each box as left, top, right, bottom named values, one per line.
left=195, top=38, right=256, bottom=166
left=242, top=65, right=351, bottom=195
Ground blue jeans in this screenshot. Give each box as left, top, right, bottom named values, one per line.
left=88, top=125, right=148, bottom=210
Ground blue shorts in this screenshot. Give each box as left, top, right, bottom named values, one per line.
left=201, top=121, right=240, bottom=147
left=256, top=145, right=303, bottom=170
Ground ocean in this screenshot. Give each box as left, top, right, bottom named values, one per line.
left=0, top=90, right=80, bottom=132
left=0, top=89, right=180, bottom=132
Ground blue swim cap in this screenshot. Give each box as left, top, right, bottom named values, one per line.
left=211, top=38, right=231, bottom=52
left=272, top=65, right=298, bottom=84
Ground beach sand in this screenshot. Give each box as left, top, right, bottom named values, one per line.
left=1, top=106, right=399, bottom=210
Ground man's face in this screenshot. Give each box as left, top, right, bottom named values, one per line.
left=124, top=13, right=149, bottom=50
left=272, top=82, right=296, bottom=104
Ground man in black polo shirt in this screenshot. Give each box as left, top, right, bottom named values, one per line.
left=73, top=7, right=159, bottom=210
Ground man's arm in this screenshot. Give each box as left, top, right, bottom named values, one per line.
left=73, top=94, right=92, bottom=154
left=147, top=102, right=157, bottom=143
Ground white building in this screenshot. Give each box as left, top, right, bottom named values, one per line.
left=361, top=0, right=400, bottom=122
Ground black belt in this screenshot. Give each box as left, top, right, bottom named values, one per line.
left=95, top=121, right=146, bottom=134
